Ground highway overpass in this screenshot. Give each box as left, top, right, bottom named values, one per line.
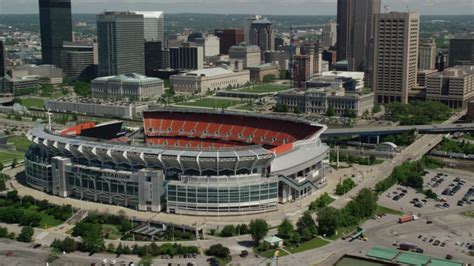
left=322, top=123, right=474, bottom=138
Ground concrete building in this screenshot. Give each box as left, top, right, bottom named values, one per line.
left=39, top=0, right=73, bottom=66
left=448, top=37, right=474, bottom=67
left=91, top=73, right=164, bottom=101
left=419, top=38, right=437, bottom=70
left=277, top=87, right=374, bottom=116
left=373, top=12, right=420, bottom=104
left=11, top=64, right=63, bottom=84
left=248, top=63, right=280, bottom=82
left=195, top=35, right=220, bottom=57
left=170, top=67, right=250, bottom=94
left=293, top=55, right=312, bottom=88
left=229, top=43, right=261, bottom=69
left=169, top=44, right=204, bottom=70
left=61, top=41, right=98, bottom=81
left=426, top=65, right=474, bottom=108
left=46, top=97, right=149, bottom=119
left=0, top=40, right=11, bottom=102
left=320, top=71, right=365, bottom=91
left=244, top=15, right=262, bottom=43
left=264, top=50, right=289, bottom=71
left=347, top=0, right=381, bottom=72
left=97, top=12, right=145, bottom=76
left=133, top=11, right=164, bottom=43
left=322, top=22, right=337, bottom=48
left=436, top=51, right=448, bottom=71
left=0, top=40, right=4, bottom=78
left=417, top=69, right=438, bottom=87
left=215, top=29, right=244, bottom=55
left=250, top=18, right=274, bottom=53
left=144, top=41, right=163, bottom=77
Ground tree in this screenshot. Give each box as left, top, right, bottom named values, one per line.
left=220, top=225, right=236, bottom=237
left=326, top=106, right=335, bottom=117
left=6, top=190, right=18, bottom=201
left=317, top=207, right=339, bottom=237
left=11, top=158, right=17, bottom=169
left=372, top=104, right=382, bottom=114
left=236, top=224, right=248, bottom=235
left=369, top=154, right=376, bottom=164
left=249, top=219, right=269, bottom=243
left=262, top=74, right=276, bottom=83
left=273, top=103, right=288, bottom=113
left=115, top=243, right=124, bottom=255
left=19, top=212, right=42, bottom=227
left=17, top=226, right=34, bottom=242
left=81, top=223, right=104, bottom=253
left=205, top=244, right=230, bottom=258
left=107, top=243, right=116, bottom=253
left=297, top=212, right=317, bottom=239
left=277, top=218, right=294, bottom=240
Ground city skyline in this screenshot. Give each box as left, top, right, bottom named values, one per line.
left=1, top=0, right=474, bottom=15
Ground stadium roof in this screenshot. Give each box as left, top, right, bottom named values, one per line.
left=367, top=246, right=399, bottom=261
left=428, top=258, right=463, bottom=266
left=395, top=252, right=430, bottom=265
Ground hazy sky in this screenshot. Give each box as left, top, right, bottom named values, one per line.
left=1, top=0, right=473, bottom=15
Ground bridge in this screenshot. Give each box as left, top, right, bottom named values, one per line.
left=322, top=123, right=474, bottom=138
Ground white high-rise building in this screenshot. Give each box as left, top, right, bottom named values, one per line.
left=321, top=22, right=337, bottom=48
left=195, top=35, right=220, bottom=57
left=133, top=11, right=164, bottom=42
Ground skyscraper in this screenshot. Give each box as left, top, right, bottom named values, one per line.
left=373, top=12, right=420, bottom=104
left=336, top=0, right=352, bottom=62
left=145, top=41, right=163, bottom=76
left=249, top=18, right=274, bottom=53
left=39, top=0, right=73, bottom=66
left=215, top=29, right=244, bottom=55
left=133, top=11, right=164, bottom=43
left=347, top=0, right=381, bottom=72
left=244, top=15, right=262, bottom=43
left=169, top=44, right=204, bottom=70
left=62, top=41, right=98, bottom=81
left=321, top=22, right=337, bottom=48
left=0, top=40, right=5, bottom=78
left=418, top=38, right=437, bottom=70
left=97, top=12, right=145, bottom=77
left=293, top=55, right=311, bottom=89
left=448, top=37, right=474, bottom=67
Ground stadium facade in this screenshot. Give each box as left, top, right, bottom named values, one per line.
left=25, top=110, right=329, bottom=216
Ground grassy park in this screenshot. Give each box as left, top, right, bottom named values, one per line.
left=236, top=84, right=290, bottom=93
left=20, top=98, right=45, bottom=109
left=176, top=97, right=243, bottom=109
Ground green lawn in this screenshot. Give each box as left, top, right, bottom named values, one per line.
left=237, top=84, right=290, bottom=93
left=8, top=135, right=33, bottom=152
left=0, top=151, right=23, bottom=163
left=233, top=103, right=254, bottom=111
left=285, top=237, right=329, bottom=253
left=21, top=98, right=45, bottom=109
left=20, top=206, right=64, bottom=228
left=259, top=248, right=289, bottom=258
left=327, top=225, right=359, bottom=241
left=176, top=98, right=243, bottom=109
left=102, top=224, right=122, bottom=240
left=461, top=211, right=474, bottom=218
left=215, top=257, right=232, bottom=266
left=376, top=205, right=404, bottom=216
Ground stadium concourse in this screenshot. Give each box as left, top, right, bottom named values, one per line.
left=24, top=109, right=330, bottom=217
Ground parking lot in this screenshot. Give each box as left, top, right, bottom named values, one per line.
left=378, top=169, right=474, bottom=215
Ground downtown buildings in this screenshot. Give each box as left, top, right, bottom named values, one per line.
left=39, top=0, right=73, bottom=66
left=97, top=12, right=145, bottom=76
left=372, top=12, right=420, bottom=104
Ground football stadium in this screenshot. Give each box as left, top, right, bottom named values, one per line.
left=25, top=109, right=329, bottom=215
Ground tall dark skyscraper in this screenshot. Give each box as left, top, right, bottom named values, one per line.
left=215, top=29, right=244, bottom=55
left=448, top=37, right=474, bottom=67
left=97, top=12, right=145, bottom=77
left=336, top=0, right=352, bottom=62
left=348, top=0, right=381, bottom=72
left=39, top=0, right=73, bottom=66
left=145, top=41, right=163, bottom=77
left=0, top=41, right=5, bottom=77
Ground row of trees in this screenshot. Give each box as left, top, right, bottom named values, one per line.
left=219, top=224, right=249, bottom=237
left=438, top=138, right=474, bottom=155
left=385, top=101, right=451, bottom=125
left=330, top=151, right=378, bottom=166
left=335, top=178, right=357, bottom=196
left=51, top=236, right=199, bottom=257
left=317, top=188, right=378, bottom=236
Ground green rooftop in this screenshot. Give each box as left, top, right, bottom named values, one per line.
left=395, top=252, right=430, bottom=265
left=367, top=246, right=399, bottom=261
left=428, top=258, right=463, bottom=266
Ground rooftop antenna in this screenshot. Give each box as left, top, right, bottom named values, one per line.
left=384, top=5, right=390, bottom=13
